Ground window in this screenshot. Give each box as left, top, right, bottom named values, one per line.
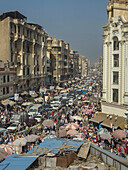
left=37, top=57, right=39, bottom=65
left=7, top=75, right=9, bottom=82
left=6, top=87, right=9, bottom=94
left=26, top=56, right=29, bottom=65
left=3, top=88, right=5, bottom=95
left=14, top=25, right=16, bottom=33
left=27, top=67, right=29, bottom=75
left=64, top=62, right=67, bottom=66
left=37, top=66, right=39, bottom=72
left=11, top=53, right=13, bottom=63
left=113, top=89, right=118, bottom=103
left=27, top=29, right=29, bottom=37
left=23, top=42, right=25, bottom=51
left=18, top=25, right=20, bottom=35
left=3, top=76, right=6, bottom=83
left=113, top=37, right=119, bottom=51
left=42, top=37, right=45, bottom=42
left=114, top=54, right=119, bottom=67
left=27, top=46, right=30, bottom=53
left=34, top=67, right=36, bottom=75
left=23, top=67, right=25, bottom=76
left=23, top=54, right=25, bottom=65
left=53, top=48, right=57, bottom=52
left=113, top=72, right=119, bottom=84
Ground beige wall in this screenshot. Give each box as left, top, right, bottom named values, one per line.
left=102, top=103, right=126, bottom=117
left=0, top=17, right=10, bottom=63
left=108, top=2, right=128, bottom=21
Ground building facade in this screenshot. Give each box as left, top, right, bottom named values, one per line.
left=79, top=56, right=88, bottom=77
left=0, top=11, right=48, bottom=92
left=47, top=37, right=71, bottom=86
left=102, top=0, right=128, bottom=117
left=0, top=60, right=16, bottom=99
left=70, top=50, right=79, bottom=79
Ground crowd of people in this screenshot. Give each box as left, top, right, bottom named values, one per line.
left=0, top=76, right=127, bottom=161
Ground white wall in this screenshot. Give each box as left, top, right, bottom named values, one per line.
left=102, top=104, right=127, bottom=117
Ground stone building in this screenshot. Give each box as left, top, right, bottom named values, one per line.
left=79, top=56, right=88, bottom=77
left=102, top=0, right=128, bottom=117
left=47, top=37, right=71, bottom=86
left=0, top=11, right=48, bottom=92
left=70, top=50, right=79, bottom=79
left=0, top=60, right=16, bottom=99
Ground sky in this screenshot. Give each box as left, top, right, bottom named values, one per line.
left=0, top=0, right=109, bottom=64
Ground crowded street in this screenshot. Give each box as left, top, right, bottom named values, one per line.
left=0, top=67, right=127, bottom=170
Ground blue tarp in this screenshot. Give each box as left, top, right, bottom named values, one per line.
left=0, top=138, right=84, bottom=170
left=0, top=154, right=38, bottom=170
left=28, top=137, right=84, bottom=154
left=9, top=97, right=14, bottom=100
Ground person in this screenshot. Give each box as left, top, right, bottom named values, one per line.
left=0, top=135, right=3, bottom=144
left=125, top=139, right=128, bottom=155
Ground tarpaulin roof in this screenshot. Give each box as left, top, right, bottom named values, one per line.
left=28, top=137, right=84, bottom=154
left=0, top=154, right=38, bottom=170
left=89, top=113, right=107, bottom=124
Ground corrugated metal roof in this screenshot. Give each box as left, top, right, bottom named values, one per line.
left=0, top=138, right=84, bottom=170
left=28, top=137, right=84, bottom=154
left=0, top=154, right=38, bottom=170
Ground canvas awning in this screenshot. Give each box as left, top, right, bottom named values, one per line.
left=89, top=113, right=107, bottom=124
left=101, top=114, right=126, bottom=129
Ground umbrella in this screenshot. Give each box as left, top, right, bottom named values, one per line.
left=112, top=130, right=127, bottom=140
left=13, top=138, right=27, bottom=146
left=25, top=135, right=40, bottom=142
left=42, top=119, right=54, bottom=128
left=97, top=128, right=108, bottom=135
left=67, top=130, right=79, bottom=136
left=0, top=145, right=12, bottom=156
left=0, top=148, right=8, bottom=161
left=71, top=115, right=84, bottom=121
left=55, top=129, right=67, bottom=138
left=100, top=132, right=112, bottom=140
left=65, top=123, right=79, bottom=130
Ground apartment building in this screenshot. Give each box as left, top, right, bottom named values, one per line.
left=79, top=56, right=88, bottom=77
left=47, top=37, right=71, bottom=86
left=70, top=50, right=79, bottom=79
left=102, top=0, right=128, bottom=117
left=0, top=11, right=48, bottom=92
left=0, top=60, right=16, bottom=99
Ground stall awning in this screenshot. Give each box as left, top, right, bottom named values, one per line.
left=90, top=113, right=107, bottom=124
left=101, top=115, right=126, bottom=129
left=90, top=113, right=126, bottom=129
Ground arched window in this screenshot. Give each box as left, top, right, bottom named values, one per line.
left=113, top=37, right=119, bottom=51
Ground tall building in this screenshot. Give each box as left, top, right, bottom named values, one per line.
left=0, top=11, right=48, bottom=92
left=102, top=0, right=128, bottom=117
left=70, top=50, right=79, bottom=79
left=79, top=56, right=88, bottom=77
left=47, top=37, right=71, bottom=86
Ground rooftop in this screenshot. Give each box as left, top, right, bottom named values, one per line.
left=0, top=11, right=27, bottom=21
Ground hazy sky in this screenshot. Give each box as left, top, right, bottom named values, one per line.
left=0, top=0, right=109, bottom=63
